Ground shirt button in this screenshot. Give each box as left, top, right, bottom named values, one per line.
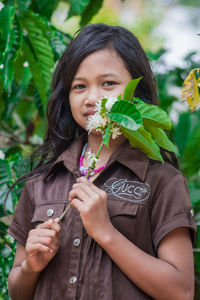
left=190, top=208, right=194, bottom=217
left=47, top=209, right=54, bottom=217
left=74, top=238, right=81, bottom=247
left=69, top=276, right=77, bottom=285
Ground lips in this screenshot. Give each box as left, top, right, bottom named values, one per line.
left=84, top=110, right=95, bottom=117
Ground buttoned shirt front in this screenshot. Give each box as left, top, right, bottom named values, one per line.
left=8, top=134, right=196, bottom=300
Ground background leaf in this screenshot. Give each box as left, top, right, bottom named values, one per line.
left=68, top=0, right=90, bottom=19
left=80, top=0, right=103, bottom=26
left=0, top=5, right=18, bottom=90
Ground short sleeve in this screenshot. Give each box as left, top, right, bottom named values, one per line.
left=151, top=174, right=197, bottom=251
left=8, top=181, right=35, bottom=246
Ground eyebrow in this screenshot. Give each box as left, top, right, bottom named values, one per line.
left=73, top=73, right=119, bottom=81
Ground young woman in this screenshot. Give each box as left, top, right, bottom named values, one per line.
left=8, top=23, right=196, bottom=300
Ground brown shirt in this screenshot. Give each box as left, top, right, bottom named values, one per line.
left=8, top=134, right=196, bottom=300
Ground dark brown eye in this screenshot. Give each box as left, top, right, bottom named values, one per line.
left=103, top=81, right=117, bottom=87
left=73, top=84, right=86, bottom=90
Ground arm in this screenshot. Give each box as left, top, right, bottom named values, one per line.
left=8, top=219, right=60, bottom=300
left=69, top=177, right=194, bottom=300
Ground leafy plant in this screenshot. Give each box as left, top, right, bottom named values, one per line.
left=0, top=0, right=104, bottom=298
left=0, top=0, right=200, bottom=298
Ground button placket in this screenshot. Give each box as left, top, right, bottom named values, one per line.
left=67, top=211, right=84, bottom=297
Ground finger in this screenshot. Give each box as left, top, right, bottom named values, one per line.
left=70, top=197, right=86, bottom=213
left=72, top=182, right=106, bottom=204
left=77, top=176, right=90, bottom=184
left=69, top=187, right=90, bottom=203
left=37, top=219, right=61, bottom=234
left=28, top=234, right=60, bottom=250
left=72, top=181, right=98, bottom=196
left=77, top=177, right=106, bottom=196
left=26, top=242, right=54, bottom=255
left=31, top=228, right=59, bottom=238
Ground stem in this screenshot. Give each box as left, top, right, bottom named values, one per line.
left=56, top=202, right=72, bottom=223
left=57, top=141, right=105, bottom=222
left=86, top=141, right=104, bottom=179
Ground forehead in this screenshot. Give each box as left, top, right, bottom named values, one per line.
left=74, top=48, right=128, bottom=76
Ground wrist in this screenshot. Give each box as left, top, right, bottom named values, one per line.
left=96, top=223, right=117, bottom=247
left=21, top=260, right=40, bottom=276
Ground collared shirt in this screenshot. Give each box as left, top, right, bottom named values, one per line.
left=8, top=134, right=196, bottom=300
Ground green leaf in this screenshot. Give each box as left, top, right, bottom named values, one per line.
left=33, top=89, right=44, bottom=117
left=0, top=6, right=23, bottom=90
left=2, top=66, right=31, bottom=120
left=0, top=5, right=15, bottom=60
left=174, top=112, right=199, bottom=157
left=12, top=157, right=30, bottom=178
left=102, top=123, right=112, bottom=147
left=99, top=97, right=107, bottom=116
left=182, top=122, right=200, bottom=176
left=146, top=49, right=166, bottom=61
left=0, top=183, right=13, bottom=214
left=68, top=0, right=90, bottom=19
left=80, top=0, right=103, bottom=26
left=21, top=11, right=55, bottom=89
left=47, top=29, right=71, bottom=61
left=135, top=98, right=172, bottom=130
left=0, top=160, right=11, bottom=186
left=22, top=41, right=47, bottom=106
left=189, top=184, right=200, bottom=206
left=117, top=95, right=122, bottom=101
left=34, top=0, right=59, bottom=19
left=123, top=77, right=142, bottom=101
left=121, top=127, right=163, bottom=162
left=108, top=100, right=142, bottom=131
left=23, top=10, right=70, bottom=61
left=143, top=121, right=178, bottom=154
left=16, top=0, right=32, bottom=10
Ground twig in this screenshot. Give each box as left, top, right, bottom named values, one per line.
left=56, top=202, right=72, bottom=223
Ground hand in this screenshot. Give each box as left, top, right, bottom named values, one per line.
left=69, top=177, right=113, bottom=242
left=23, top=219, right=61, bottom=273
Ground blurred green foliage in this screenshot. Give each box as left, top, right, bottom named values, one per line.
left=0, top=0, right=200, bottom=299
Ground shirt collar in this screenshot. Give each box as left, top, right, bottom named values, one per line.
left=44, top=134, right=150, bottom=182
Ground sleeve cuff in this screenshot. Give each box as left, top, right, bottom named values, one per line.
left=152, top=211, right=197, bottom=252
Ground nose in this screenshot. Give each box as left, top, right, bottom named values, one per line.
left=85, top=87, right=100, bottom=106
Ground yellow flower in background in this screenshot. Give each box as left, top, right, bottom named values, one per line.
left=181, top=68, right=200, bottom=112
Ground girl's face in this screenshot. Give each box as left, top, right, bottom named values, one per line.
left=69, top=48, right=132, bottom=131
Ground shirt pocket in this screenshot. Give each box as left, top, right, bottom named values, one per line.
left=31, top=202, right=66, bottom=227
left=109, top=200, right=139, bottom=241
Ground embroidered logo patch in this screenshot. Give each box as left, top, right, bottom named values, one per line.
left=104, top=178, right=150, bottom=203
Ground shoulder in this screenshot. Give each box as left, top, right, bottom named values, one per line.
left=147, top=159, right=182, bottom=184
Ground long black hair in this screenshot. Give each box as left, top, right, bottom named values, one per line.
left=17, top=23, right=159, bottom=181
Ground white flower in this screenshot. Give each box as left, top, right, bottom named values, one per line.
left=0, top=150, right=5, bottom=160
left=111, top=126, right=122, bottom=139
left=86, top=113, right=108, bottom=133
left=105, top=96, right=117, bottom=112
left=86, top=149, right=100, bottom=166
left=86, top=96, right=119, bottom=134
left=95, top=101, right=102, bottom=113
